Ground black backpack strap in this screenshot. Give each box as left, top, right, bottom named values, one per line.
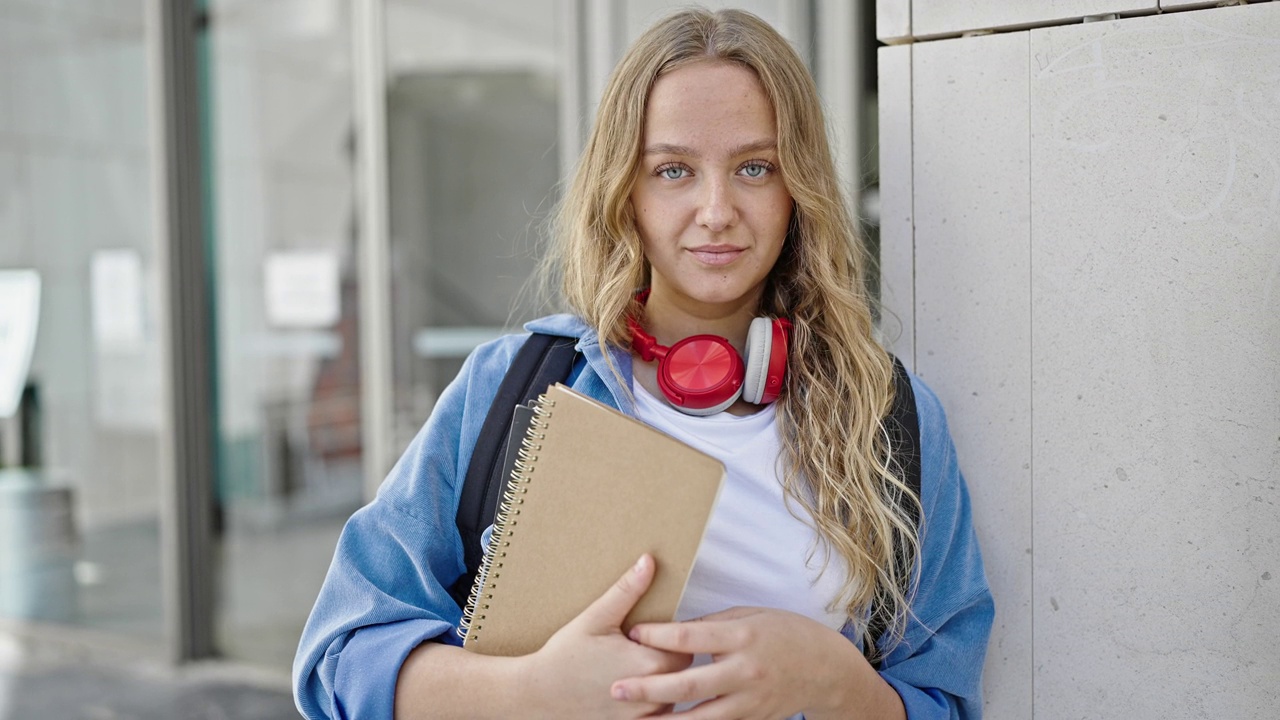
left=887, top=355, right=923, bottom=524
left=448, top=333, right=581, bottom=609
left=864, top=355, right=922, bottom=668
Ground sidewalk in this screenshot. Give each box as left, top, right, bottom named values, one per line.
left=0, top=630, right=299, bottom=720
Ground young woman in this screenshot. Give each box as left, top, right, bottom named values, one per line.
left=294, top=9, right=992, bottom=720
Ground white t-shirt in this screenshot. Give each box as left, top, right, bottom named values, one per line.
left=635, top=383, right=850, bottom=717
left=633, top=382, right=849, bottom=633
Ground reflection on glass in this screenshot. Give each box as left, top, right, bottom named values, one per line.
left=386, top=0, right=561, bottom=449
left=0, top=2, right=164, bottom=640
left=205, top=0, right=363, bottom=667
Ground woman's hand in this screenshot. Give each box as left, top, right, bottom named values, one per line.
left=517, top=554, right=693, bottom=719
left=613, top=607, right=905, bottom=720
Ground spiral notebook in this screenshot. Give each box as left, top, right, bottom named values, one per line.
left=460, top=383, right=725, bottom=656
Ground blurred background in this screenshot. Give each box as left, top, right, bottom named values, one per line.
left=2, top=1, right=1278, bottom=719
left=0, top=1, right=881, bottom=717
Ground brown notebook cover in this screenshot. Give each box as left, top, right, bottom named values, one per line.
left=460, top=383, right=725, bottom=656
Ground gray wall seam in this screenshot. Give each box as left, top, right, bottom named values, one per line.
left=1025, top=28, right=1035, bottom=720
left=881, top=2, right=1255, bottom=45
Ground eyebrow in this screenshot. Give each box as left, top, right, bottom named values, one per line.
left=643, top=139, right=777, bottom=158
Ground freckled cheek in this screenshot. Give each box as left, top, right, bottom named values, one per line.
left=747, top=207, right=791, bottom=244
left=638, top=209, right=685, bottom=246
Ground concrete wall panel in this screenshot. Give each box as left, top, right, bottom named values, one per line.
left=914, top=0, right=1157, bottom=39
left=1030, top=3, right=1280, bottom=717
left=1159, top=1, right=1219, bottom=9
left=876, top=44, right=915, bottom=367
left=876, top=0, right=911, bottom=43
left=911, top=32, right=1034, bottom=720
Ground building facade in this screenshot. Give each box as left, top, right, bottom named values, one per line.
left=0, top=0, right=878, bottom=678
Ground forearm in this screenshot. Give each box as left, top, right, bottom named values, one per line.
left=804, top=637, right=906, bottom=720
left=397, top=555, right=689, bottom=720
left=394, top=642, right=528, bottom=720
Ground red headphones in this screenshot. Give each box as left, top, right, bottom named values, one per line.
left=627, top=290, right=791, bottom=416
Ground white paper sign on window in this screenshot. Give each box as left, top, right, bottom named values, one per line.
left=0, top=270, right=41, bottom=418
left=91, top=249, right=147, bottom=352
left=264, top=251, right=341, bottom=329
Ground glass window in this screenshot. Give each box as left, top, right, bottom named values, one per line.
left=0, top=0, right=164, bottom=641
left=384, top=0, right=563, bottom=449
left=204, top=0, right=362, bottom=667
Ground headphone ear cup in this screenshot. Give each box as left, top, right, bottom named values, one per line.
left=656, top=335, right=745, bottom=414
left=742, top=317, right=773, bottom=404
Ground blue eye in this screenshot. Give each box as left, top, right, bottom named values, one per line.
left=740, top=162, right=770, bottom=178
left=658, top=165, right=688, bottom=180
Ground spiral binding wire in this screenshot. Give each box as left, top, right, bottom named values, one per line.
left=458, top=395, right=555, bottom=644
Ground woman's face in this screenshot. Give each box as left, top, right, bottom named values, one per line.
left=630, top=60, right=792, bottom=314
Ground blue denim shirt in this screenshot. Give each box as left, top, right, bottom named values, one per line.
left=293, top=314, right=993, bottom=720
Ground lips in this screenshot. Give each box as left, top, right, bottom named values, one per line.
left=688, top=245, right=746, bottom=266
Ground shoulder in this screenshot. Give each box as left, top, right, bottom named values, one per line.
left=371, top=314, right=592, bottom=508
left=903, top=369, right=952, bottom=452
left=441, top=313, right=597, bottom=428
left=460, top=314, right=592, bottom=385
left=895, top=366, right=966, bottom=522
left=458, top=333, right=526, bottom=387
left=894, top=368, right=992, bottom=637
left=522, top=312, right=592, bottom=339
left=886, top=358, right=956, bottom=479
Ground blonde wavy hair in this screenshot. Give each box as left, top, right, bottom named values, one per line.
left=542, top=7, right=920, bottom=660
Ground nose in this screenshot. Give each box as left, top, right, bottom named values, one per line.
left=695, top=176, right=737, bottom=232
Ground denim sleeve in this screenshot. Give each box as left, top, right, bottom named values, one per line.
left=291, top=337, right=522, bottom=720
left=876, top=374, right=995, bottom=720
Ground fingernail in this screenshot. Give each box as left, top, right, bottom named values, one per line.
left=611, top=684, right=630, bottom=701
left=632, top=555, right=647, bottom=574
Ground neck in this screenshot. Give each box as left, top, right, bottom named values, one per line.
left=640, top=286, right=763, bottom=352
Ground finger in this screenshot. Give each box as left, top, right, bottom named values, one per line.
left=695, top=606, right=760, bottom=623
left=627, top=618, right=745, bottom=655
left=646, top=695, right=751, bottom=720
left=575, top=554, right=655, bottom=632
left=611, top=661, right=730, bottom=706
